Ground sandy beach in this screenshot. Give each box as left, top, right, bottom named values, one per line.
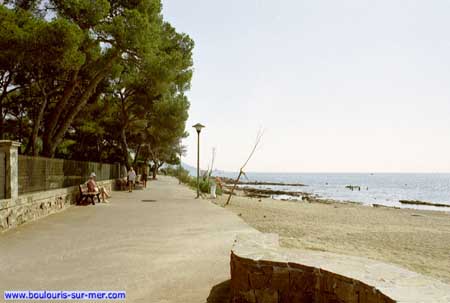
left=214, top=194, right=450, bottom=284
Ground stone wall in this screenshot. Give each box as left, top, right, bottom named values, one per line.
left=230, top=233, right=450, bottom=303
left=0, top=180, right=114, bottom=232
left=230, top=253, right=394, bottom=303
left=0, top=150, right=5, bottom=199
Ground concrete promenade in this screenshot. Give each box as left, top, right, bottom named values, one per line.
left=0, top=176, right=256, bottom=302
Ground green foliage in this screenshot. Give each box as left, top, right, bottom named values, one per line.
left=52, top=0, right=110, bottom=29
left=0, top=0, right=194, bottom=167
left=166, top=165, right=222, bottom=195
left=56, top=139, right=77, bottom=157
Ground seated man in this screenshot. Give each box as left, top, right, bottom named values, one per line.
left=87, top=172, right=111, bottom=203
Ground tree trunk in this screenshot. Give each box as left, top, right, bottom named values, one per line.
left=43, top=70, right=79, bottom=150
left=42, top=74, right=104, bottom=156
left=133, top=143, right=141, bottom=166
left=0, top=103, right=3, bottom=140
left=120, top=127, right=130, bottom=169
left=42, top=52, right=119, bottom=157
left=28, top=98, right=47, bottom=156
left=0, top=75, right=12, bottom=140
left=152, top=164, right=157, bottom=179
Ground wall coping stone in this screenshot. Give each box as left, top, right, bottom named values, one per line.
left=231, top=233, right=450, bottom=303
left=0, top=140, right=21, bottom=148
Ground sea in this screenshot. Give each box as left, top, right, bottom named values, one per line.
left=208, top=171, right=450, bottom=212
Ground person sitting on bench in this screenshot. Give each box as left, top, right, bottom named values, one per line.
left=87, top=172, right=111, bottom=203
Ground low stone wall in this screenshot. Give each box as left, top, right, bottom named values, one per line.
left=230, top=233, right=450, bottom=303
left=0, top=180, right=114, bottom=232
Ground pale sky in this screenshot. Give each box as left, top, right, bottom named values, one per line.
left=162, top=0, right=450, bottom=173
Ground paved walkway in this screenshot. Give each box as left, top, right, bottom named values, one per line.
left=0, top=176, right=256, bottom=302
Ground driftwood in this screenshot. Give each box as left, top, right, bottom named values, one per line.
left=224, top=129, right=264, bottom=206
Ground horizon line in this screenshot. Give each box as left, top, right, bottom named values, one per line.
left=180, top=162, right=450, bottom=174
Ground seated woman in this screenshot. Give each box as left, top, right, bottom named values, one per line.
left=87, top=172, right=111, bottom=203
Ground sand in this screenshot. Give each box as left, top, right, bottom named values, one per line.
left=214, top=194, right=450, bottom=284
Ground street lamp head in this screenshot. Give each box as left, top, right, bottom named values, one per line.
left=192, top=123, right=205, bottom=133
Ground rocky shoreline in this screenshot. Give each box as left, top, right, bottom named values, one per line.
left=222, top=183, right=363, bottom=206
left=219, top=178, right=450, bottom=211
left=219, top=177, right=305, bottom=187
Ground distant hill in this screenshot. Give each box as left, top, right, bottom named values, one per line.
left=181, top=162, right=197, bottom=176
left=180, top=162, right=231, bottom=177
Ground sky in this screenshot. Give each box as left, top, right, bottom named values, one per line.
left=161, top=0, right=450, bottom=173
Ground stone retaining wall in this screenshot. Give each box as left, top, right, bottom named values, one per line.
left=230, top=233, right=450, bottom=303
left=231, top=252, right=394, bottom=303
left=0, top=180, right=114, bottom=232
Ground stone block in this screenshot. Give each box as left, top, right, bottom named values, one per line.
left=0, top=208, right=10, bottom=229
left=254, top=289, right=278, bottom=303
left=289, top=268, right=315, bottom=293
left=231, top=257, right=251, bottom=292
left=240, top=290, right=257, bottom=303
left=333, top=279, right=358, bottom=303
left=249, top=271, right=270, bottom=289
left=271, top=266, right=291, bottom=292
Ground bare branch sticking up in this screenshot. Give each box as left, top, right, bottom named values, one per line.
left=224, top=129, right=264, bottom=206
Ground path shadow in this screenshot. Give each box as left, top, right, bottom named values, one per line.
left=75, top=197, right=100, bottom=206
left=206, top=280, right=231, bottom=303
left=75, top=200, right=92, bottom=206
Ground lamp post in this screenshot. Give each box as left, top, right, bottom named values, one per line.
left=192, top=123, right=205, bottom=198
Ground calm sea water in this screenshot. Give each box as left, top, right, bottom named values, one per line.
left=211, top=171, right=450, bottom=212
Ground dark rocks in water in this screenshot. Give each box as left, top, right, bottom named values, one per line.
left=345, top=185, right=361, bottom=191
left=234, top=186, right=316, bottom=201
left=372, top=204, right=400, bottom=209
left=242, top=187, right=304, bottom=197
left=245, top=192, right=270, bottom=198
left=240, top=181, right=306, bottom=187
left=221, top=188, right=236, bottom=195
left=399, top=200, right=450, bottom=208
left=218, top=177, right=305, bottom=187
left=301, top=193, right=321, bottom=202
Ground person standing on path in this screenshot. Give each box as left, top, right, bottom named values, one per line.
left=142, top=169, right=148, bottom=188
left=128, top=167, right=136, bottom=192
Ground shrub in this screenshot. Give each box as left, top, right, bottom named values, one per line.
left=166, top=165, right=221, bottom=195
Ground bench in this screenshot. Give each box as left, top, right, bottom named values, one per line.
left=116, top=178, right=128, bottom=191
left=116, top=177, right=143, bottom=191
left=78, top=184, right=100, bottom=205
